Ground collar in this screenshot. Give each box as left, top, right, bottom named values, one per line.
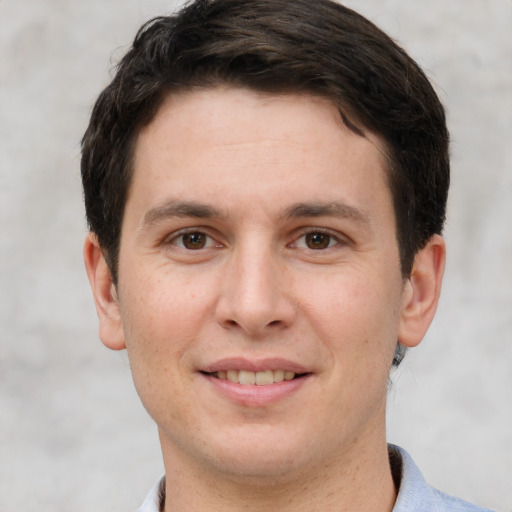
left=136, top=474, right=165, bottom=512
left=389, top=444, right=492, bottom=512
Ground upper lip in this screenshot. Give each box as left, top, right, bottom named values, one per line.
left=201, top=357, right=310, bottom=374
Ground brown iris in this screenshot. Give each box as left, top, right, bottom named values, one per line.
left=182, top=232, right=207, bottom=249
left=305, top=232, right=331, bottom=249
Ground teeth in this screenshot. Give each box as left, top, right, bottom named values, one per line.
left=227, top=370, right=238, bottom=383
left=255, top=370, right=273, bottom=385
left=214, top=369, right=298, bottom=385
left=239, top=370, right=256, bottom=385
left=273, top=370, right=284, bottom=382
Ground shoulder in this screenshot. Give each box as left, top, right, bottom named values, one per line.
left=390, top=445, right=494, bottom=512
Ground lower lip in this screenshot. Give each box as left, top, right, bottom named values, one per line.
left=202, top=373, right=311, bottom=407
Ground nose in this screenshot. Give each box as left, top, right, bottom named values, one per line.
left=215, top=243, right=296, bottom=337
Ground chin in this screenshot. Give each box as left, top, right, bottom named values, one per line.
left=188, top=424, right=315, bottom=481
left=210, top=450, right=307, bottom=483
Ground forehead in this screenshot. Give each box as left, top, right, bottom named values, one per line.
left=134, top=87, right=387, bottom=166
left=128, top=87, right=392, bottom=223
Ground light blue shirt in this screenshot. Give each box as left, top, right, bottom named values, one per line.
left=137, top=445, right=494, bottom=511
left=390, top=445, right=493, bottom=512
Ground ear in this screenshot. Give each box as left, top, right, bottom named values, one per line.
left=398, top=234, right=446, bottom=348
left=83, top=233, right=126, bottom=351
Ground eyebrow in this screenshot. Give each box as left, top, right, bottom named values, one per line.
left=141, top=200, right=226, bottom=229
left=140, top=199, right=371, bottom=231
left=281, top=201, right=371, bottom=225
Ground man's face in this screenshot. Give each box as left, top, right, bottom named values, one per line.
left=111, top=88, right=412, bottom=478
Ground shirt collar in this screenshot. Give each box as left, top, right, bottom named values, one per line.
left=136, top=475, right=165, bottom=512
left=389, top=444, right=436, bottom=511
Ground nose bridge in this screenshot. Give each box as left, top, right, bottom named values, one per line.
left=216, top=236, right=293, bottom=335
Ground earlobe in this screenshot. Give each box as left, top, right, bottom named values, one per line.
left=83, top=233, right=126, bottom=351
left=398, top=234, right=446, bottom=348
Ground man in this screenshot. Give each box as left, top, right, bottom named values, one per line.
left=81, top=1, right=493, bottom=510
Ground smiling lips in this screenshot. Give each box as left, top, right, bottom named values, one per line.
left=202, top=363, right=311, bottom=406
left=211, top=369, right=298, bottom=385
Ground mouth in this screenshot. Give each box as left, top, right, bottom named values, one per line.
left=200, top=360, right=312, bottom=406
left=203, top=369, right=307, bottom=386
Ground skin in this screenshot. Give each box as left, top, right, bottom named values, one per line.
left=84, top=88, right=445, bottom=512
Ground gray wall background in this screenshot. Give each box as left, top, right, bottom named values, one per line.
left=1, top=1, right=511, bottom=511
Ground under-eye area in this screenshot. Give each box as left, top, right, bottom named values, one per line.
left=202, top=370, right=310, bottom=385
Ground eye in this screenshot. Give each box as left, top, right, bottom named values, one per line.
left=172, top=231, right=216, bottom=250
left=294, top=231, right=340, bottom=250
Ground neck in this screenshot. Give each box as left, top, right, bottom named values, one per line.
left=159, top=430, right=396, bottom=512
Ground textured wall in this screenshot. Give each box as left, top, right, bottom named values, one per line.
left=0, top=1, right=510, bottom=511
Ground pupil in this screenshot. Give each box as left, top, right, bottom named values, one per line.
left=306, top=232, right=330, bottom=249
left=184, top=232, right=206, bottom=249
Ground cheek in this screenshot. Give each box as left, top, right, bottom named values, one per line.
left=122, top=265, right=212, bottom=335
left=296, top=272, right=400, bottom=438
left=301, top=270, right=401, bottom=366
left=118, top=270, right=213, bottom=384
left=117, top=280, right=202, bottom=423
